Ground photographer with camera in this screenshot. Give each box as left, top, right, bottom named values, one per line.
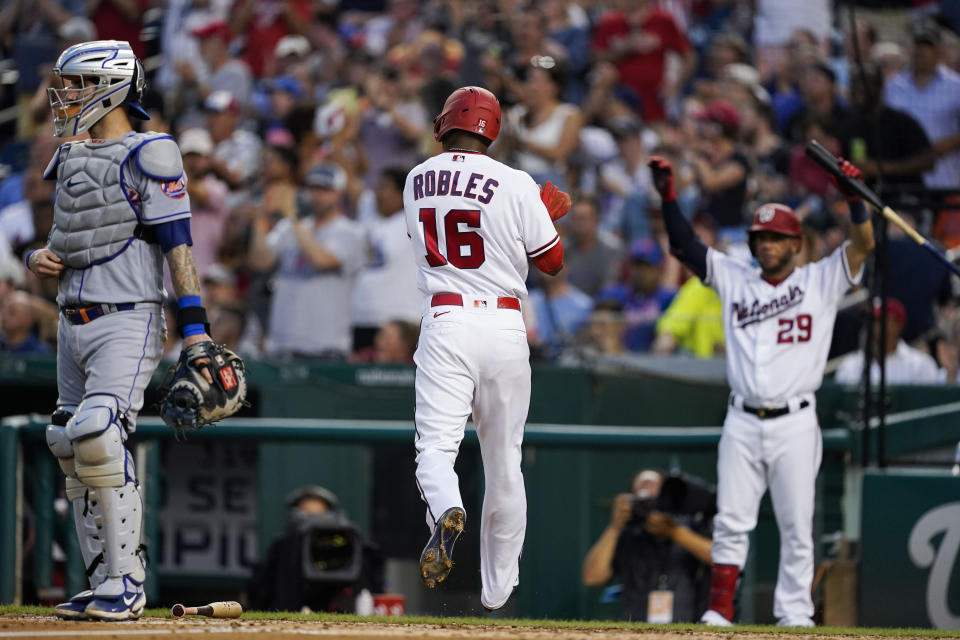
left=246, top=486, right=383, bottom=613
left=582, top=470, right=714, bottom=623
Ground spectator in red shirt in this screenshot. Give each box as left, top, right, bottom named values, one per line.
left=592, top=0, right=695, bottom=123
left=230, top=0, right=310, bottom=77
left=88, top=0, right=149, bottom=58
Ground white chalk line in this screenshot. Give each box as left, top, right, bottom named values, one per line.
left=0, top=626, right=407, bottom=638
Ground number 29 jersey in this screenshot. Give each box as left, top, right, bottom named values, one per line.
left=403, top=151, right=560, bottom=299
left=705, top=242, right=862, bottom=405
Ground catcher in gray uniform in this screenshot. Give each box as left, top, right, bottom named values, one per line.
left=27, top=40, right=244, bottom=621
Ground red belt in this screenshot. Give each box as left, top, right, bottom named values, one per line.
left=430, top=293, right=520, bottom=311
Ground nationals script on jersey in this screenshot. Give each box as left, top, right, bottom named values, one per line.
left=403, top=151, right=559, bottom=298
left=705, top=242, right=862, bottom=404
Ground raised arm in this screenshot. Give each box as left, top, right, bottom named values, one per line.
left=833, top=158, right=875, bottom=278
left=581, top=493, right=632, bottom=586
left=649, top=157, right=709, bottom=281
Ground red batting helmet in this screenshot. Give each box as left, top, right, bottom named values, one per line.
left=748, top=203, right=802, bottom=254
left=433, top=86, right=501, bottom=143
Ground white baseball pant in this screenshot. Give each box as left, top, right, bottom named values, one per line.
left=710, top=400, right=822, bottom=621
left=413, top=296, right=530, bottom=609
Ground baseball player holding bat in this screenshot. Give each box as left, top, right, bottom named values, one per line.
left=405, top=86, right=570, bottom=611
left=648, top=154, right=874, bottom=626
left=29, top=40, right=220, bottom=621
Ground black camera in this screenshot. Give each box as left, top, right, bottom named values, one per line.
left=293, top=512, right=364, bottom=584
left=630, top=495, right=658, bottom=524
left=629, top=473, right=718, bottom=524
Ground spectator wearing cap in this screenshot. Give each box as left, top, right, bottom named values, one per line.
left=653, top=215, right=724, bottom=358
left=351, top=166, right=420, bottom=352
left=834, top=299, right=944, bottom=385
left=174, top=19, right=252, bottom=119
left=178, top=129, right=231, bottom=280
left=695, top=33, right=751, bottom=102
left=597, top=238, right=676, bottom=352
left=836, top=62, right=934, bottom=190
left=250, top=163, right=367, bottom=359
left=592, top=0, right=695, bottom=124
left=783, top=60, right=850, bottom=144
left=562, top=197, right=624, bottom=298
left=206, top=91, right=262, bottom=192
left=686, top=100, right=751, bottom=231
left=272, top=34, right=311, bottom=77
left=884, top=23, right=960, bottom=188
left=358, top=65, right=427, bottom=189
left=502, top=55, right=583, bottom=191
left=230, top=0, right=310, bottom=78
left=260, top=75, right=305, bottom=134
left=202, top=263, right=238, bottom=307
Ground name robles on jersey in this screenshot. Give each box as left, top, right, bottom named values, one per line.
left=404, top=152, right=557, bottom=298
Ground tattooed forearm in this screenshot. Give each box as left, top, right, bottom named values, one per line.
left=165, top=244, right=202, bottom=299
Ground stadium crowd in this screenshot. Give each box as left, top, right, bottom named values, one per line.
left=0, top=0, right=959, bottom=383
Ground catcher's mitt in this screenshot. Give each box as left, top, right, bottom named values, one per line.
left=159, top=341, right=247, bottom=435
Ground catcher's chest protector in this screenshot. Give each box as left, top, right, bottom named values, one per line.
left=46, top=133, right=161, bottom=269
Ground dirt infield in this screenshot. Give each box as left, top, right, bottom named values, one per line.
left=0, top=614, right=951, bottom=640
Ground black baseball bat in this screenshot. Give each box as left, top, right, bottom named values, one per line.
left=805, top=140, right=883, bottom=209
left=805, top=140, right=960, bottom=279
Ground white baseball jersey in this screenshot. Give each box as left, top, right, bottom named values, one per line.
left=704, top=241, right=862, bottom=625
left=403, top=151, right=559, bottom=299
left=705, top=242, right=862, bottom=405
left=404, top=150, right=558, bottom=611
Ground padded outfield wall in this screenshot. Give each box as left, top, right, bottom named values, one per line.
left=1, top=356, right=959, bottom=624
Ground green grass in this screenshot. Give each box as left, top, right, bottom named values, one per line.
left=2, top=604, right=959, bottom=636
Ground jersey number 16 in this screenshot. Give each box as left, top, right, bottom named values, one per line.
left=419, top=208, right=486, bottom=269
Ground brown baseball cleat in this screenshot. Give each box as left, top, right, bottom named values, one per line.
left=420, top=507, right=465, bottom=588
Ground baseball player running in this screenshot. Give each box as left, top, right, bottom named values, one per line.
left=28, top=40, right=215, bottom=621
left=648, top=155, right=874, bottom=626
left=405, top=86, right=570, bottom=611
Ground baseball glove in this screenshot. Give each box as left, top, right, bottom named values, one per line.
left=158, top=341, right=247, bottom=436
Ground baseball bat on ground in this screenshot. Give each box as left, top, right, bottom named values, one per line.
left=171, top=601, right=243, bottom=618
left=805, top=139, right=960, bottom=278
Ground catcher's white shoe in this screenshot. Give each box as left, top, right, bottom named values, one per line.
left=700, top=609, right=734, bottom=626
left=85, top=574, right=146, bottom=621
left=777, top=616, right=815, bottom=627
left=54, top=589, right=96, bottom=620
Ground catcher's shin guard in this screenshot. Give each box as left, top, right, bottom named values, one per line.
left=53, top=479, right=108, bottom=619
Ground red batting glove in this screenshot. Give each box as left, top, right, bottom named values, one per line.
left=648, top=156, right=676, bottom=202
left=831, top=157, right=863, bottom=202
left=540, top=180, right=572, bottom=221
